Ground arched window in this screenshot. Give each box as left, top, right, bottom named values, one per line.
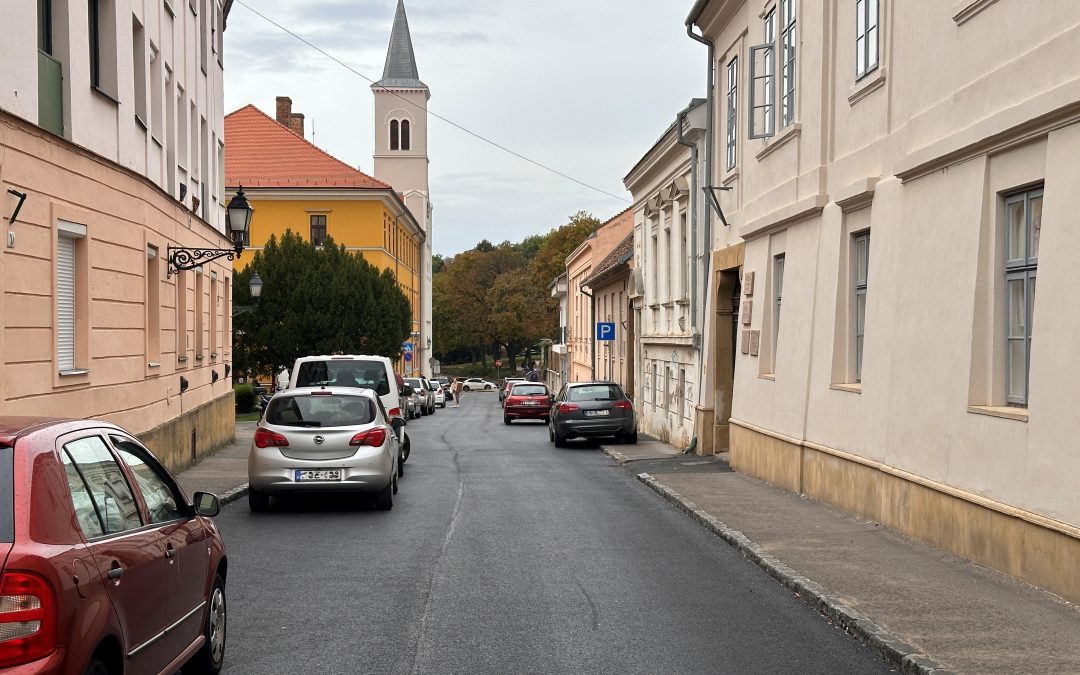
left=400, top=120, right=411, bottom=150
left=389, top=120, right=399, bottom=150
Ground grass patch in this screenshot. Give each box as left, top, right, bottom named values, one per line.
left=235, top=411, right=261, bottom=422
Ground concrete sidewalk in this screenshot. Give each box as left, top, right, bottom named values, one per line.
left=600, top=438, right=1080, bottom=674
left=175, top=427, right=1080, bottom=673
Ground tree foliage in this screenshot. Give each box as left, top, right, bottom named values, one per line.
left=233, top=231, right=412, bottom=377
left=432, top=211, right=600, bottom=368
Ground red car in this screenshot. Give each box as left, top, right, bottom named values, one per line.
left=0, top=417, right=227, bottom=674
left=503, top=383, right=555, bottom=424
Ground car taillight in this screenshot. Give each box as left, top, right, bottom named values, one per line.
left=388, top=407, right=401, bottom=418
left=0, top=571, right=57, bottom=668
left=615, top=400, right=633, bottom=410
left=350, top=428, right=387, bottom=447
left=558, top=403, right=579, bottom=414
left=254, top=428, right=289, bottom=448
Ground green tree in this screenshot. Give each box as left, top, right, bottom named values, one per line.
left=233, top=231, right=411, bottom=377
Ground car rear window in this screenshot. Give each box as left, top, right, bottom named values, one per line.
left=0, top=447, right=12, bottom=543
left=404, top=379, right=422, bottom=389
left=295, top=361, right=391, bottom=395
left=511, top=385, right=548, bottom=396
left=568, top=384, right=623, bottom=402
left=266, top=395, right=376, bottom=428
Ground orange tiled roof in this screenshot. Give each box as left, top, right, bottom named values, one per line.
left=224, top=105, right=391, bottom=190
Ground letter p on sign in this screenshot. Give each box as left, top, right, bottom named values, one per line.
left=596, top=322, right=616, bottom=341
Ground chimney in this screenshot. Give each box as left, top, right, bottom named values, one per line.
left=288, top=113, right=305, bottom=138
left=275, top=96, right=292, bottom=125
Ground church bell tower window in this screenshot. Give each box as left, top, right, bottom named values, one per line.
left=389, top=120, right=399, bottom=150
left=401, top=120, right=411, bottom=150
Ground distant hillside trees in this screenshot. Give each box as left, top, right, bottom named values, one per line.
left=433, top=211, right=601, bottom=370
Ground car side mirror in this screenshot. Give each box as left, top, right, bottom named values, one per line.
left=193, top=491, right=220, bottom=517
left=391, top=417, right=406, bottom=432
left=549, top=395, right=556, bottom=403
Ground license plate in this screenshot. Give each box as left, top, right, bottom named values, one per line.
left=295, top=469, right=342, bottom=481
left=521, top=401, right=538, bottom=406
left=584, top=410, right=610, bottom=417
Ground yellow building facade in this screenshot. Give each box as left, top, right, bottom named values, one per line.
left=225, top=102, right=425, bottom=370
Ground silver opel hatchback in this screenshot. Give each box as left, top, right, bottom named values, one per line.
left=248, top=387, right=402, bottom=512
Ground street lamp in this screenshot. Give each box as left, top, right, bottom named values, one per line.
left=233, top=271, right=264, bottom=317
left=168, top=186, right=254, bottom=277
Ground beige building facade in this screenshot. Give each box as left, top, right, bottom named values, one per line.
left=0, top=0, right=236, bottom=468
left=689, top=0, right=1080, bottom=602
left=564, top=211, right=634, bottom=385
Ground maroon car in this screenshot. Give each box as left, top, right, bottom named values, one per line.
left=503, top=383, right=554, bottom=424
left=0, top=417, right=227, bottom=674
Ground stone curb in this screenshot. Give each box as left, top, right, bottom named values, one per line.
left=617, top=456, right=954, bottom=675
left=217, top=483, right=249, bottom=506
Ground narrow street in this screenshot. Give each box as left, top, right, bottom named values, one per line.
left=215, top=393, right=890, bottom=674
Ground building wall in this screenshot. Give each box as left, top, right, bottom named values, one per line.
left=566, top=246, right=593, bottom=383
left=1, top=111, right=234, bottom=452
left=695, top=0, right=1080, bottom=601
left=1, top=0, right=229, bottom=232
left=592, top=273, right=631, bottom=388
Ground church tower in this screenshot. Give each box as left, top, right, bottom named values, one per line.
left=373, top=0, right=433, bottom=376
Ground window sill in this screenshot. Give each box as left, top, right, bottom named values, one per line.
left=755, top=122, right=801, bottom=162
left=91, top=85, right=120, bottom=106
left=830, top=382, right=862, bottom=394
left=135, top=115, right=147, bottom=131
left=177, top=356, right=188, bottom=363
left=195, top=355, right=204, bottom=361
left=849, top=67, right=887, bottom=107
left=952, top=0, right=1000, bottom=25
left=211, top=353, right=218, bottom=360
left=759, top=373, right=775, bottom=381
left=151, top=134, right=163, bottom=148
left=967, top=405, right=1028, bottom=422
left=59, top=369, right=91, bottom=377
left=164, top=0, right=176, bottom=17
left=148, top=362, right=161, bottom=368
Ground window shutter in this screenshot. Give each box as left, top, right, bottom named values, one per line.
left=749, top=43, right=776, bottom=139
left=57, top=235, right=76, bottom=371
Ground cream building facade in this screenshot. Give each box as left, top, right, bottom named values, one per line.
left=0, top=0, right=236, bottom=469
left=688, top=0, right=1080, bottom=603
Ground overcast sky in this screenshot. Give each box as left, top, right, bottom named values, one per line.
left=224, top=0, right=704, bottom=256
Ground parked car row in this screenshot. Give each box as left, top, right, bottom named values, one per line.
left=500, top=379, right=639, bottom=447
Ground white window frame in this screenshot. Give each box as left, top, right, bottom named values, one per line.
left=1004, top=188, right=1040, bottom=406
left=852, top=231, right=870, bottom=382
left=749, top=8, right=777, bottom=139
left=57, top=222, right=87, bottom=374
left=856, top=0, right=880, bottom=80
left=779, top=0, right=796, bottom=127
left=773, top=254, right=785, bottom=360
left=726, top=57, right=738, bottom=169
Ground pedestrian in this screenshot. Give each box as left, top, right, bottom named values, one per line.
left=450, top=377, right=464, bottom=407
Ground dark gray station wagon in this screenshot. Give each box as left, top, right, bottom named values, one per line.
left=548, top=382, right=638, bottom=447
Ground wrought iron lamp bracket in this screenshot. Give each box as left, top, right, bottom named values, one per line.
left=167, top=244, right=243, bottom=277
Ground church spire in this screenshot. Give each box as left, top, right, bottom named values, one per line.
left=374, top=0, right=427, bottom=90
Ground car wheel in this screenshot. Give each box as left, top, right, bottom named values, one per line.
left=187, top=573, right=226, bottom=674
left=625, top=430, right=638, bottom=445
left=83, top=657, right=110, bottom=675
left=375, top=481, right=393, bottom=511
left=553, top=429, right=567, bottom=448
left=548, top=424, right=555, bottom=442
left=401, top=433, right=411, bottom=464
left=248, top=488, right=269, bottom=512
left=503, top=415, right=512, bottom=425
left=392, top=468, right=399, bottom=494
left=542, top=416, right=549, bottom=424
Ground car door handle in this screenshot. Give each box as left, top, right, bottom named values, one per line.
left=164, top=545, right=176, bottom=559
left=107, top=566, right=124, bottom=580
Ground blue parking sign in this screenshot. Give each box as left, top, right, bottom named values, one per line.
left=596, top=322, right=615, bottom=341
left=402, top=342, right=413, bottom=352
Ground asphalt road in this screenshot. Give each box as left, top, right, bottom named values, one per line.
left=215, top=393, right=891, bottom=674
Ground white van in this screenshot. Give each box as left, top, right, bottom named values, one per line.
left=288, top=355, right=411, bottom=466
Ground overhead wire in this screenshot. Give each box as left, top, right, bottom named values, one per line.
left=231, top=0, right=631, bottom=203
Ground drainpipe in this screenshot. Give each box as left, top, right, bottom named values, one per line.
left=580, top=284, right=596, bottom=380
left=685, top=13, right=715, bottom=455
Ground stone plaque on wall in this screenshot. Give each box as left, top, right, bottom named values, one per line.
left=741, top=300, right=752, bottom=325
left=741, top=330, right=751, bottom=354
left=749, top=330, right=761, bottom=356
left=743, top=271, right=755, bottom=295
